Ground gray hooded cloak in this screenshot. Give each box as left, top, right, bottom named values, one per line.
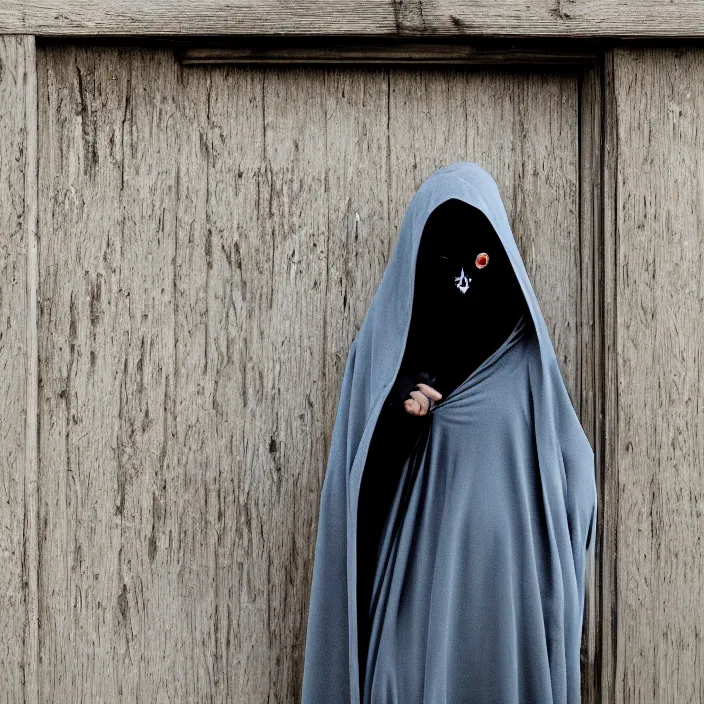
left=301, top=162, right=598, bottom=704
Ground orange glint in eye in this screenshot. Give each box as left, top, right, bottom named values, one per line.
left=475, top=252, right=489, bottom=269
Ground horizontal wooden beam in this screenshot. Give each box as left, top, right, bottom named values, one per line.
left=3, top=0, right=704, bottom=38
left=179, top=42, right=601, bottom=66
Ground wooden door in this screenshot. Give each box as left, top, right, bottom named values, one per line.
left=35, top=43, right=598, bottom=702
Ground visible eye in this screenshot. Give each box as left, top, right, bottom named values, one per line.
left=475, top=252, right=489, bottom=269
left=439, top=254, right=449, bottom=259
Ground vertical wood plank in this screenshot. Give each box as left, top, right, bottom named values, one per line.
left=22, top=34, right=39, bottom=704
left=180, top=64, right=267, bottom=701
left=613, top=46, right=704, bottom=703
left=0, top=33, right=38, bottom=704
left=256, top=65, right=331, bottom=700
left=600, top=48, right=620, bottom=704
left=472, top=70, right=580, bottom=401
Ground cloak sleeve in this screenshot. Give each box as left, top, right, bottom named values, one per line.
left=301, top=337, right=358, bottom=703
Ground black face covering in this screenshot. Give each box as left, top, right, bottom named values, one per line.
left=401, top=198, right=528, bottom=398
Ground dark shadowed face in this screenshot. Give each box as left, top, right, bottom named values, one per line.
left=398, top=197, right=529, bottom=394
left=412, top=198, right=524, bottom=326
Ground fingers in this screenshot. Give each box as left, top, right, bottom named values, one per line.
left=403, top=385, right=443, bottom=416
left=415, top=383, right=442, bottom=401
left=411, top=390, right=430, bottom=415
left=404, top=397, right=421, bottom=415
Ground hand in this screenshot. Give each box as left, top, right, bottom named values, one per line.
left=403, top=382, right=442, bottom=416
left=388, top=372, right=443, bottom=417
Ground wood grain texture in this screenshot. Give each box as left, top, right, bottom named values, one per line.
left=322, top=69, right=390, bottom=452
left=0, top=33, right=38, bottom=704
left=35, top=45, right=590, bottom=702
left=599, top=47, right=620, bottom=704
left=612, top=46, right=704, bottom=702
left=4, top=0, right=704, bottom=37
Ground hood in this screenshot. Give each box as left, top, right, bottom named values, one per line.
left=350, top=161, right=577, bottom=434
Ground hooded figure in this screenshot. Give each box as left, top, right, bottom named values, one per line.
left=301, top=162, right=598, bottom=704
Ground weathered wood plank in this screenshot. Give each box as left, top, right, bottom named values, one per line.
left=612, top=46, right=704, bottom=702
left=598, top=47, right=619, bottom=704
left=198, top=66, right=268, bottom=699
left=0, top=33, right=38, bottom=704
left=171, top=63, right=266, bottom=702
left=37, top=45, right=178, bottom=702
left=257, top=66, right=331, bottom=700
left=4, top=0, right=704, bottom=37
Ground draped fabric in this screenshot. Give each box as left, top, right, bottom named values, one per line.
left=301, top=162, right=597, bottom=704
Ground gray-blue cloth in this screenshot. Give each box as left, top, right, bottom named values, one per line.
left=301, top=162, right=598, bottom=704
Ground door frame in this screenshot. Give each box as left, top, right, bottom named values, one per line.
left=23, top=34, right=615, bottom=703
